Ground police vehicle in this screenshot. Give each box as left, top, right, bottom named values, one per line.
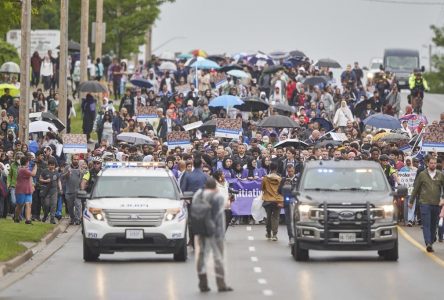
left=288, top=160, right=407, bottom=262
left=78, top=162, right=191, bottom=262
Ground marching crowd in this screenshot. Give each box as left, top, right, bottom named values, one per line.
left=0, top=50, right=443, bottom=254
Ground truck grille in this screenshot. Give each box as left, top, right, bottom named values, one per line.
left=104, top=209, right=165, bottom=227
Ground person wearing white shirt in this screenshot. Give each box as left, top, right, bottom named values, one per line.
left=400, top=120, right=412, bottom=139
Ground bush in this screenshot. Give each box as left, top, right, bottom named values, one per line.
left=423, top=72, right=444, bottom=94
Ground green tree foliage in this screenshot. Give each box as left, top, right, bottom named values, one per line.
left=428, top=25, right=444, bottom=93
left=0, top=39, right=20, bottom=66
left=30, top=0, right=173, bottom=59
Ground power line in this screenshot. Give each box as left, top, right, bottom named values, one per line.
left=363, top=0, right=444, bottom=5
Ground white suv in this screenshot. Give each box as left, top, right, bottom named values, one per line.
left=79, top=162, right=190, bottom=262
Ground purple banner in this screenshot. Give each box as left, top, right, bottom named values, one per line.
left=228, top=179, right=262, bottom=216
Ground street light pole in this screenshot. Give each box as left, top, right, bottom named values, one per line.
left=80, top=0, right=89, bottom=83
left=58, top=0, right=69, bottom=133
left=19, top=0, right=31, bottom=144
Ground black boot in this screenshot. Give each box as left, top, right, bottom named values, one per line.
left=198, top=274, right=210, bottom=292
left=216, top=277, right=233, bottom=292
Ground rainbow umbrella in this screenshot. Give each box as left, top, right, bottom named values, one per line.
left=191, top=49, right=208, bottom=58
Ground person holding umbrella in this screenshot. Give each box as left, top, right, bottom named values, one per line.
left=81, top=94, right=97, bottom=143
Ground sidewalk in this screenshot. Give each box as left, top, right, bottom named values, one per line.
left=399, top=225, right=444, bottom=261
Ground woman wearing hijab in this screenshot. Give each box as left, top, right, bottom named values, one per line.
left=241, top=159, right=263, bottom=180
left=221, top=157, right=234, bottom=179
left=333, top=100, right=354, bottom=130
left=82, top=94, right=97, bottom=143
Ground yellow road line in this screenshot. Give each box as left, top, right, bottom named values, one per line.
left=398, top=226, right=444, bottom=268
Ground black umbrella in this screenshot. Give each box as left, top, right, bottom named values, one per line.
left=303, top=76, right=327, bottom=86
left=311, top=117, right=333, bottom=132
left=29, top=112, right=65, bottom=131
left=57, top=40, right=81, bottom=52
left=263, top=65, right=285, bottom=74
left=199, top=119, right=217, bottom=131
left=380, top=133, right=410, bottom=143
left=218, top=64, right=244, bottom=72
left=78, top=81, right=108, bottom=93
left=274, top=139, right=308, bottom=149
left=271, top=102, right=294, bottom=113
left=289, top=50, right=306, bottom=58
left=353, top=99, right=371, bottom=118
left=258, top=115, right=299, bottom=128
left=234, top=97, right=269, bottom=112
left=207, top=55, right=226, bottom=62
left=315, top=58, right=341, bottom=69
left=315, top=139, right=343, bottom=148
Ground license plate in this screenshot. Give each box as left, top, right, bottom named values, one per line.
left=398, top=81, right=405, bottom=85
left=339, top=233, right=356, bottom=243
left=126, top=229, right=144, bottom=239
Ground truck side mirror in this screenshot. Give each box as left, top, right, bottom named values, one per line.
left=421, top=66, right=425, bottom=73
left=181, top=191, right=194, bottom=200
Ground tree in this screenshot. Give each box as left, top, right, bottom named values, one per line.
left=0, top=39, right=20, bottom=66
left=428, top=25, right=444, bottom=93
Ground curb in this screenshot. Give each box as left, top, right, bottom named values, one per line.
left=0, top=221, right=69, bottom=278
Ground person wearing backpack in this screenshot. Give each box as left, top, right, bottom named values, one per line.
left=191, top=178, right=233, bottom=293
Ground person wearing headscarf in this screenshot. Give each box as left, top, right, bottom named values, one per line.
left=81, top=94, right=97, bottom=143
left=333, top=100, right=354, bottom=129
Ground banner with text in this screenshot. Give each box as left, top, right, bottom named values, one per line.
left=421, top=124, right=444, bottom=152
left=398, top=171, right=416, bottom=195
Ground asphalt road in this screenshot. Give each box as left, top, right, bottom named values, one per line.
left=400, top=91, right=443, bottom=122
left=1, top=224, right=443, bottom=300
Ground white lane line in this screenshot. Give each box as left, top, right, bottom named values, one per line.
left=248, top=246, right=256, bottom=252
left=263, top=290, right=274, bottom=296
left=253, top=267, right=262, bottom=273
left=246, top=226, right=252, bottom=231
left=250, top=256, right=258, bottom=262
left=248, top=235, right=254, bottom=241
left=257, top=278, right=267, bottom=285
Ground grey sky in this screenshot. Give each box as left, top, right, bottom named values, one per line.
left=153, top=0, right=444, bottom=68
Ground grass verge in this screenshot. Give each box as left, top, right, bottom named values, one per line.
left=0, top=219, right=55, bottom=262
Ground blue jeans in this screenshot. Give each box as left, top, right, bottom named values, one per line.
left=420, top=204, right=441, bottom=245
left=284, top=203, right=294, bottom=239
left=404, top=196, right=416, bottom=223
left=56, top=194, right=63, bottom=218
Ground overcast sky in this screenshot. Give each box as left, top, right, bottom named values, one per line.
left=152, top=0, right=444, bottom=68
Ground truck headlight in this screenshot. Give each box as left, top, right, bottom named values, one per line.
left=367, top=73, right=374, bottom=79
left=382, top=204, right=394, bottom=220
left=88, top=207, right=105, bottom=221
left=298, top=204, right=313, bottom=222
left=165, top=208, right=181, bottom=221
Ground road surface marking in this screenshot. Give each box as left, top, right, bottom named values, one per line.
left=248, top=236, right=254, bottom=241
left=253, top=267, right=262, bottom=273
left=250, top=256, right=258, bottom=262
left=248, top=246, right=256, bottom=252
left=258, top=278, right=267, bottom=285
left=263, top=290, right=274, bottom=296
left=246, top=226, right=252, bottom=231
left=398, top=226, right=444, bottom=268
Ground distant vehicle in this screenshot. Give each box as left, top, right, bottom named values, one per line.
left=383, top=48, right=423, bottom=89
left=366, top=58, right=383, bottom=81
left=79, top=162, right=191, bottom=262
left=288, top=160, right=407, bottom=262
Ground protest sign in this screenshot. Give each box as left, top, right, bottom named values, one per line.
left=176, top=84, right=191, bottom=95
left=62, top=134, right=87, bottom=154
left=183, top=121, right=203, bottom=131
left=398, top=171, right=416, bottom=195
left=330, top=132, right=348, bottom=141
left=167, top=131, right=191, bottom=149
left=421, top=124, right=444, bottom=152
left=215, top=118, right=242, bottom=139
left=136, top=106, right=158, bottom=124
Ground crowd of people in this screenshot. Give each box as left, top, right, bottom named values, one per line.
left=0, top=50, right=443, bottom=254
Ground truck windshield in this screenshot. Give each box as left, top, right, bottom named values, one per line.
left=385, top=56, right=418, bottom=71
left=302, top=168, right=388, bottom=192
left=92, top=176, right=177, bottom=199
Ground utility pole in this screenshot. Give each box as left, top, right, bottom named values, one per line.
left=19, top=0, right=31, bottom=144
left=145, top=27, right=152, bottom=64
left=58, top=0, right=69, bottom=133
left=80, top=0, right=89, bottom=83
left=94, top=0, right=103, bottom=60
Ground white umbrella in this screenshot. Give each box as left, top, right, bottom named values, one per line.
left=117, top=132, right=154, bottom=145
left=0, top=62, right=20, bottom=73
left=29, top=121, right=58, bottom=133
left=227, top=69, right=250, bottom=78
left=159, top=61, right=177, bottom=72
